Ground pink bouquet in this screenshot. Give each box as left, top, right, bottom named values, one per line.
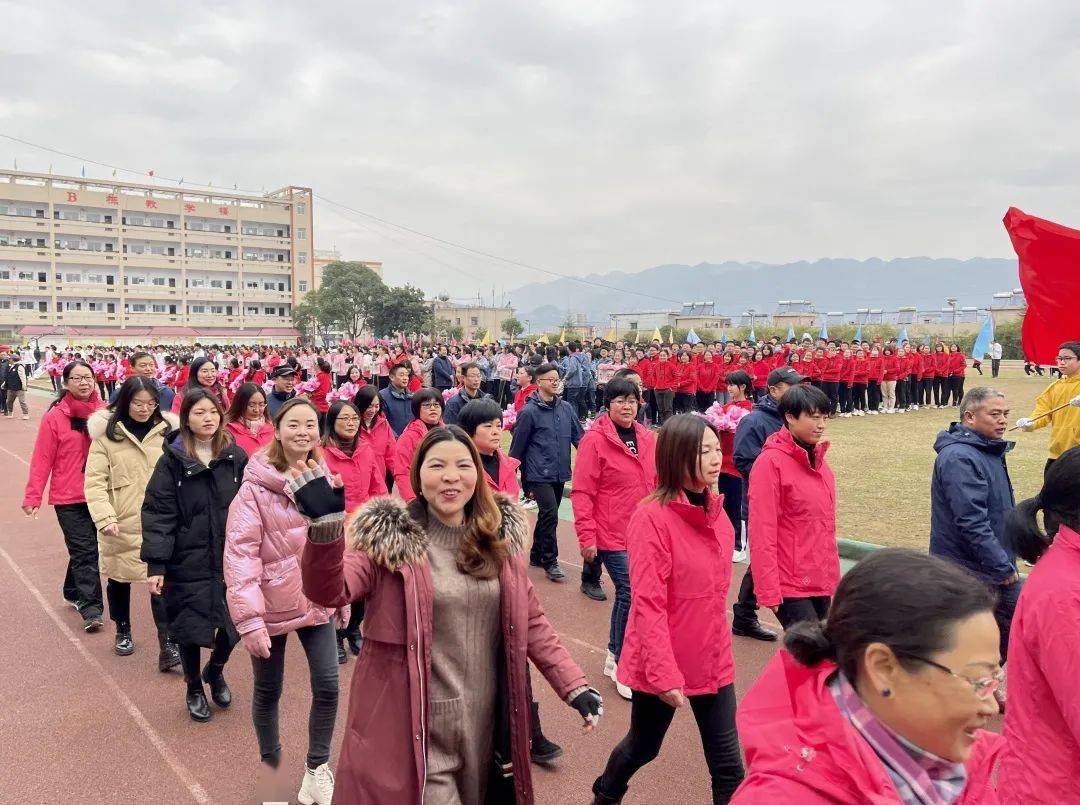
left=328, top=382, right=360, bottom=403
left=295, top=378, right=319, bottom=395
left=501, top=405, right=517, bottom=430
left=698, top=402, right=749, bottom=433
left=441, top=387, right=456, bottom=403
left=228, top=373, right=247, bottom=395
left=261, top=380, right=275, bottom=395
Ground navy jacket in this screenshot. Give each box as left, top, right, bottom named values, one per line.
left=110, top=376, right=175, bottom=411
left=443, top=388, right=492, bottom=427
left=560, top=352, right=592, bottom=389
left=509, top=393, right=583, bottom=483
left=432, top=356, right=455, bottom=389
left=732, top=394, right=784, bottom=518
left=930, top=423, right=1016, bottom=583
left=379, top=386, right=414, bottom=437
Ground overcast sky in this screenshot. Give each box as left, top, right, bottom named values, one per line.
left=2, top=1, right=1078, bottom=303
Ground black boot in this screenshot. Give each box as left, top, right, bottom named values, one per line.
left=114, top=623, right=135, bottom=656
left=590, top=777, right=626, bottom=804
left=345, top=631, right=363, bottom=655
left=201, top=662, right=232, bottom=708
left=529, top=701, right=564, bottom=764
left=337, top=636, right=348, bottom=665
left=158, top=636, right=181, bottom=672
left=186, top=685, right=211, bottom=722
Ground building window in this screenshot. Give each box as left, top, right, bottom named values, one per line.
left=151, top=277, right=166, bottom=286
left=210, top=305, right=225, bottom=314
left=0, top=300, right=10, bottom=309
left=152, top=304, right=168, bottom=313
left=189, top=305, right=206, bottom=314
left=87, top=274, right=104, bottom=283
left=65, top=273, right=81, bottom=283
left=264, top=306, right=275, bottom=315
left=18, top=301, right=34, bottom=310
left=470, top=317, right=479, bottom=326
left=129, top=303, right=147, bottom=313
left=298, top=280, right=307, bottom=292
left=210, top=279, right=224, bottom=289
left=246, top=306, right=258, bottom=315
left=296, top=202, right=306, bottom=215
left=245, top=280, right=258, bottom=289
left=129, top=275, right=146, bottom=285
left=296, top=227, right=306, bottom=239
left=298, top=252, right=307, bottom=264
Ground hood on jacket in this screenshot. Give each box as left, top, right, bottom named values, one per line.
left=242, top=450, right=289, bottom=495
left=346, top=493, right=530, bottom=571
left=934, top=423, right=1014, bottom=457
left=87, top=408, right=180, bottom=441
left=751, top=393, right=782, bottom=421
left=761, top=426, right=831, bottom=466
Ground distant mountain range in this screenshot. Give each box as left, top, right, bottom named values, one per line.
left=509, top=257, right=1019, bottom=330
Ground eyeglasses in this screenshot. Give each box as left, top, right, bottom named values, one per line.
left=1056, top=355, right=1078, bottom=362
left=897, top=652, right=1003, bottom=700
left=336, top=416, right=360, bottom=424
left=129, top=401, right=158, bottom=411
left=68, top=375, right=95, bottom=383
left=419, top=400, right=442, bottom=409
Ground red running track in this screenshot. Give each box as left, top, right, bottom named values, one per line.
left=0, top=391, right=785, bottom=804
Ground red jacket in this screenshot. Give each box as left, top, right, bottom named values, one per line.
left=301, top=496, right=587, bottom=805
left=310, top=370, right=332, bottom=413
left=919, top=353, right=936, bottom=380
left=851, top=357, right=869, bottom=384
left=651, top=358, right=676, bottom=390
left=696, top=360, right=722, bottom=394
left=747, top=428, right=839, bottom=608
left=950, top=351, right=968, bottom=377
left=23, top=393, right=106, bottom=508
left=673, top=361, right=697, bottom=393
left=733, top=651, right=1003, bottom=804
left=358, top=414, right=397, bottom=480
left=805, top=357, right=823, bottom=381
left=637, top=356, right=657, bottom=389
left=820, top=354, right=844, bottom=382
left=720, top=400, right=754, bottom=477
left=839, top=356, right=855, bottom=385
left=323, top=440, right=387, bottom=513
left=618, top=492, right=736, bottom=696
left=570, top=415, right=657, bottom=552
left=393, top=418, right=440, bottom=501
left=481, top=450, right=521, bottom=497
left=882, top=354, right=902, bottom=381
left=933, top=351, right=951, bottom=376
left=225, top=418, right=275, bottom=458
left=866, top=355, right=884, bottom=382
left=751, top=360, right=770, bottom=390
left=999, top=524, right=1080, bottom=803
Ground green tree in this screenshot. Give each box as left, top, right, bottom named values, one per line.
left=317, top=261, right=388, bottom=339
left=365, top=283, right=431, bottom=337
left=292, top=288, right=337, bottom=344
left=501, top=316, right=524, bottom=339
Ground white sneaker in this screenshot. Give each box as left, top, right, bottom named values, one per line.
left=604, top=652, right=632, bottom=699
left=604, top=650, right=617, bottom=680
left=614, top=676, right=632, bottom=700
left=520, top=496, right=538, bottom=511
left=732, top=548, right=748, bottom=563
left=298, top=763, right=334, bottom=805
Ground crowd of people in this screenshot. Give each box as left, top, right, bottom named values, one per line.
left=12, top=331, right=1080, bottom=804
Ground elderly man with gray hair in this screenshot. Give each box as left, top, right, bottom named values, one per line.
left=930, top=386, right=1019, bottom=660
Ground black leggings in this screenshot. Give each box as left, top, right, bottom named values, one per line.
left=106, top=578, right=169, bottom=637
left=867, top=380, right=881, bottom=411
left=178, top=628, right=237, bottom=692
left=696, top=390, right=715, bottom=412
left=675, top=391, right=695, bottom=414
left=851, top=382, right=867, bottom=411
left=950, top=375, right=965, bottom=405
left=838, top=383, right=851, bottom=413
left=821, top=381, right=839, bottom=414
left=919, top=378, right=934, bottom=406
left=595, top=685, right=744, bottom=804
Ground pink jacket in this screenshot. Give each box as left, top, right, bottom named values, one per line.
left=224, top=451, right=344, bottom=637
left=482, top=450, right=521, bottom=496
left=618, top=493, right=736, bottom=696
left=224, top=418, right=275, bottom=458
left=393, top=418, right=440, bottom=502
left=570, top=414, right=657, bottom=553
left=359, top=414, right=397, bottom=480
left=748, top=428, right=840, bottom=608
left=301, top=496, right=587, bottom=805
left=323, top=440, right=387, bottom=513
left=734, top=651, right=1002, bottom=803
left=23, top=393, right=105, bottom=508
left=999, top=524, right=1080, bottom=803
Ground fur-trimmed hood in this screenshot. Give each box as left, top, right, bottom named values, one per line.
left=87, top=408, right=180, bottom=441
left=346, top=493, right=530, bottom=571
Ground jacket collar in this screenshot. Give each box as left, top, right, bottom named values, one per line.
left=167, top=440, right=244, bottom=475
left=764, top=426, right=831, bottom=468
left=752, top=393, right=782, bottom=420
left=936, top=423, right=1014, bottom=456
left=665, top=489, right=724, bottom=530
left=594, top=413, right=649, bottom=458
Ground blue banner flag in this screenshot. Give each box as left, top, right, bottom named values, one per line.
left=686, top=328, right=701, bottom=345
left=819, top=319, right=829, bottom=340
left=971, top=315, right=994, bottom=359
left=853, top=325, right=862, bottom=343
left=897, top=326, right=909, bottom=345
left=786, top=325, right=795, bottom=342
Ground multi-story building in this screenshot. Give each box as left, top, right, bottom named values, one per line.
left=0, top=170, right=313, bottom=344
left=430, top=299, right=514, bottom=343
left=312, top=248, right=383, bottom=290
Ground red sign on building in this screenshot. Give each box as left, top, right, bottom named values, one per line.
left=106, top=195, right=119, bottom=205
left=218, top=206, right=230, bottom=216
left=184, top=203, right=196, bottom=213
left=66, top=191, right=78, bottom=202
left=145, top=199, right=158, bottom=209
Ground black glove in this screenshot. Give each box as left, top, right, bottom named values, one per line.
left=570, top=687, right=604, bottom=727
left=288, top=467, right=346, bottom=522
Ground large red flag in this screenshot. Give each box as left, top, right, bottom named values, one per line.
left=1003, top=207, right=1080, bottom=364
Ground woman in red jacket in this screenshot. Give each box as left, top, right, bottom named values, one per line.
left=866, top=345, right=884, bottom=414
left=172, top=356, right=229, bottom=413
left=571, top=378, right=658, bottom=702
left=695, top=349, right=721, bottom=412
left=948, top=343, right=967, bottom=407
left=224, top=383, right=275, bottom=457
left=819, top=344, right=843, bottom=417
left=392, top=388, right=444, bottom=501
left=353, top=385, right=397, bottom=495
left=720, top=371, right=754, bottom=558
left=733, top=549, right=1003, bottom=804
left=673, top=351, right=697, bottom=414
left=748, top=384, right=839, bottom=627
left=837, top=346, right=855, bottom=416
left=716, top=354, right=735, bottom=404
left=22, top=360, right=106, bottom=632
left=592, top=413, right=744, bottom=804
left=750, top=350, right=769, bottom=402
left=932, top=343, right=950, bottom=408
left=850, top=347, right=870, bottom=416
left=998, top=448, right=1080, bottom=803
left=651, top=346, right=676, bottom=425
left=310, top=358, right=333, bottom=430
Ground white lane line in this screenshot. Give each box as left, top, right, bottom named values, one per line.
left=0, top=444, right=215, bottom=805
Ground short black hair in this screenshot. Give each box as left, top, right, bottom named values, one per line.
left=458, top=398, right=504, bottom=437
left=612, top=367, right=640, bottom=381
left=604, top=377, right=641, bottom=405
left=389, top=362, right=410, bottom=376
left=535, top=362, right=560, bottom=378
left=460, top=361, right=481, bottom=378
left=516, top=364, right=536, bottom=381
left=411, top=387, right=444, bottom=418
left=724, top=369, right=752, bottom=395
left=778, top=384, right=831, bottom=422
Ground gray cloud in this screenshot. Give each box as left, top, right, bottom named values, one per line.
left=1, top=0, right=1078, bottom=305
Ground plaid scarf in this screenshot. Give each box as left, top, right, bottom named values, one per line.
left=830, top=673, right=967, bottom=804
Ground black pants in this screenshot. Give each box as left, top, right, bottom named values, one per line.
left=696, top=390, right=715, bottom=412
left=991, top=359, right=1000, bottom=377
left=56, top=503, right=103, bottom=618
left=896, top=376, right=908, bottom=409
left=654, top=390, right=674, bottom=424
left=732, top=568, right=761, bottom=630
left=252, top=622, right=339, bottom=769
left=821, top=381, right=839, bottom=414
left=776, top=595, right=831, bottom=629
left=1045, top=458, right=1056, bottom=478
left=718, top=474, right=743, bottom=551
left=907, top=375, right=920, bottom=407
left=851, top=382, right=867, bottom=412
left=178, top=628, right=237, bottom=692
left=950, top=375, right=965, bottom=405
left=933, top=376, right=947, bottom=406
left=526, top=481, right=564, bottom=569
left=644, top=390, right=658, bottom=425
left=339, top=600, right=365, bottom=639
left=675, top=391, right=695, bottom=415
left=919, top=378, right=934, bottom=406
left=595, top=685, right=744, bottom=804
left=581, top=555, right=603, bottom=586
left=867, top=380, right=881, bottom=412
left=106, top=578, right=169, bottom=637
left=838, top=383, right=851, bottom=414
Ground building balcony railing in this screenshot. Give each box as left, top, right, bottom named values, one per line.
left=120, top=284, right=180, bottom=298
left=0, top=309, right=53, bottom=324
left=3, top=281, right=53, bottom=296
left=183, top=257, right=241, bottom=272
left=54, top=282, right=120, bottom=296
left=0, top=243, right=51, bottom=259
left=55, top=311, right=122, bottom=325
left=185, top=288, right=240, bottom=301
left=241, top=289, right=292, bottom=302
left=54, top=250, right=119, bottom=266
left=122, top=253, right=182, bottom=268
left=0, top=214, right=50, bottom=230
left=243, top=259, right=292, bottom=273
left=54, top=220, right=120, bottom=237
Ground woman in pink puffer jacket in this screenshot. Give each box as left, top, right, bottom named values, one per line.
left=224, top=397, right=346, bottom=805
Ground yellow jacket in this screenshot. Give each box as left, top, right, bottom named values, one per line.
left=1028, top=374, right=1080, bottom=459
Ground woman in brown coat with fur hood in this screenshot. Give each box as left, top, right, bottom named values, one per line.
left=300, top=424, right=601, bottom=804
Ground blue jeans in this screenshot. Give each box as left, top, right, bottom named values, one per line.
left=598, top=549, right=631, bottom=659
left=994, top=577, right=1023, bottom=663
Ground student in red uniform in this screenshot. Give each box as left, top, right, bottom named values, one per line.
left=918, top=344, right=936, bottom=408
left=716, top=353, right=735, bottom=405
left=932, top=343, right=950, bottom=408
left=899, top=344, right=917, bottom=411
left=851, top=348, right=870, bottom=416
left=820, top=344, right=843, bottom=417
left=592, top=413, right=744, bottom=804
left=720, top=370, right=755, bottom=558
left=352, top=385, right=397, bottom=495
left=809, top=346, right=826, bottom=391
left=948, top=343, right=967, bottom=407
left=837, top=346, right=855, bottom=417
left=866, top=345, right=884, bottom=415
left=881, top=346, right=900, bottom=413
left=512, top=364, right=537, bottom=413
left=638, top=346, right=657, bottom=425
left=651, top=346, right=676, bottom=425
left=696, top=349, right=721, bottom=412
left=673, top=351, right=697, bottom=414
left=750, top=350, right=770, bottom=402
left=310, top=358, right=333, bottom=431
left=224, top=383, right=275, bottom=457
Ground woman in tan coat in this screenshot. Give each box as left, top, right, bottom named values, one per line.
left=85, top=376, right=180, bottom=669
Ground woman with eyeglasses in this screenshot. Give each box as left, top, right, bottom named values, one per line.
left=171, top=356, right=228, bottom=413
left=997, top=447, right=1080, bottom=803
left=224, top=382, right=275, bottom=457
left=23, top=360, right=107, bottom=632
left=1015, top=340, right=1080, bottom=475
left=733, top=549, right=1004, bottom=803
left=393, top=388, right=444, bottom=501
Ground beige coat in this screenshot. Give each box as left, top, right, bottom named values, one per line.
left=85, top=409, right=179, bottom=582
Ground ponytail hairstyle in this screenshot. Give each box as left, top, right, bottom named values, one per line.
left=784, top=548, right=996, bottom=683
left=1005, top=445, right=1080, bottom=564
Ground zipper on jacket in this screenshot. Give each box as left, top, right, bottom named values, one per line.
left=410, top=573, right=427, bottom=799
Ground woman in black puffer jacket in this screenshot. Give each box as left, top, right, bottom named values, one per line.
left=141, top=388, right=248, bottom=723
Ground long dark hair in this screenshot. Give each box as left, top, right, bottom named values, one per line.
left=178, top=387, right=231, bottom=460
left=353, top=384, right=382, bottom=430
left=185, top=357, right=219, bottom=392
left=225, top=382, right=268, bottom=424
left=785, top=549, right=996, bottom=682
left=323, top=400, right=361, bottom=448
left=49, top=360, right=96, bottom=411
left=1006, top=446, right=1080, bottom=564
left=650, top=413, right=719, bottom=506
left=106, top=377, right=167, bottom=441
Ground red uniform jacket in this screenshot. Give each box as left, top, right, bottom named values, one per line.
left=673, top=362, right=697, bottom=394
left=651, top=358, right=676, bottom=391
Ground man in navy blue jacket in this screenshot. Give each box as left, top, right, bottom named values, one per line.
left=509, top=362, right=583, bottom=581
left=432, top=346, right=455, bottom=392
left=930, top=386, right=1018, bottom=659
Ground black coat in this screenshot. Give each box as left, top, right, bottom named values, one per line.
left=140, top=442, right=247, bottom=646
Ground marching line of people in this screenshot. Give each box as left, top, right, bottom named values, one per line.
left=13, top=334, right=1080, bottom=804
